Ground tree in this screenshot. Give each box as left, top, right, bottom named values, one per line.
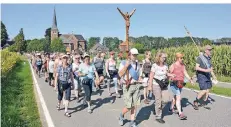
left=132, top=42, right=145, bottom=54
left=27, top=39, right=44, bottom=52
left=1, top=21, right=9, bottom=47
left=50, top=38, right=65, bottom=52
left=42, top=36, right=51, bottom=52
left=14, top=28, right=25, bottom=52
left=45, top=27, right=51, bottom=42
left=8, top=44, right=17, bottom=52
left=87, top=37, right=100, bottom=50
left=202, top=40, right=212, bottom=46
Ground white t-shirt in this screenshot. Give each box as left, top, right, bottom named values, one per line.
left=72, top=63, right=80, bottom=72
left=48, top=60, right=55, bottom=73
left=151, top=63, right=168, bottom=85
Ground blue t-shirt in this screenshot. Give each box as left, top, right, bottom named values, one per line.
left=78, top=63, right=96, bottom=80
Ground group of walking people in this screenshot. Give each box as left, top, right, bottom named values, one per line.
left=30, top=44, right=217, bottom=127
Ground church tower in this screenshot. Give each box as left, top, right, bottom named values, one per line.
left=51, top=7, right=59, bottom=41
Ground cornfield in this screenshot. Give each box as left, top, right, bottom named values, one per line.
left=149, top=44, right=231, bottom=77
left=1, top=49, right=21, bottom=78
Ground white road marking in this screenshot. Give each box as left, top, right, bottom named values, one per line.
left=29, top=61, right=55, bottom=127
left=183, top=87, right=231, bottom=100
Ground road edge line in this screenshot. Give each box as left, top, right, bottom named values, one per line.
left=183, top=87, right=231, bottom=100
left=29, top=60, right=55, bottom=127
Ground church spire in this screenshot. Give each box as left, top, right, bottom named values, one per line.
left=52, top=7, right=58, bottom=30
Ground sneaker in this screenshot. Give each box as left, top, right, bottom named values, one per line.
left=193, top=100, right=199, bottom=110
left=179, top=113, right=187, bottom=120
left=118, top=113, right=124, bottom=126
left=87, top=107, right=92, bottom=114
left=96, top=87, right=100, bottom=91
left=129, top=121, right=137, bottom=127
left=156, top=118, right=165, bottom=124
left=116, top=93, right=121, bottom=98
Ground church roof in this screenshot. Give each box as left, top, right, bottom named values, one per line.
left=52, top=7, right=58, bottom=30
left=59, top=34, right=86, bottom=44
left=89, top=43, right=109, bottom=53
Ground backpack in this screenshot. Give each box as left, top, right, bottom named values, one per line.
left=143, top=60, right=152, bottom=77
left=36, top=59, right=42, bottom=66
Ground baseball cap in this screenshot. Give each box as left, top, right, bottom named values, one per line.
left=83, top=53, right=90, bottom=58
left=204, top=45, right=213, bottom=51
left=130, top=48, right=139, bottom=55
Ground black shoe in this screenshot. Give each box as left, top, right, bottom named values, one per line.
left=193, top=100, right=199, bottom=110
left=156, top=118, right=165, bottom=124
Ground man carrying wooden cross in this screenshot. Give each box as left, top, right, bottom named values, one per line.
left=118, top=48, right=142, bottom=127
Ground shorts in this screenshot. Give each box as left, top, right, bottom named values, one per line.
left=170, top=82, right=182, bottom=96
left=197, top=74, right=212, bottom=90
left=57, top=80, right=71, bottom=101
left=109, top=70, right=118, bottom=79
left=74, top=77, right=81, bottom=90
left=123, top=84, right=141, bottom=109
left=37, top=65, right=42, bottom=71
left=97, top=70, right=104, bottom=77
left=49, top=73, right=54, bottom=80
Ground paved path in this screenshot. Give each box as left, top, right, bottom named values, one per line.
left=215, top=82, right=231, bottom=88
left=33, top=70, right=231, bottom=127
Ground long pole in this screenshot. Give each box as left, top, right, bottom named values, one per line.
left=184, top=26, right=200, bottom=53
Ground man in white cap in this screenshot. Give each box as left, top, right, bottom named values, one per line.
left=118, top=48, right=142, bottom=127
left=193, top=45, right=217, bottom=110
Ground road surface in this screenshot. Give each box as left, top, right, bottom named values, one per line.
left=32, top=67, right=231, bottom=127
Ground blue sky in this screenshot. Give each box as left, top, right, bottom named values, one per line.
left=1, top=4, right=231, bottom=42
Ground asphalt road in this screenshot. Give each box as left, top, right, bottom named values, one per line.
left=33, top=71, right=231, bottom=127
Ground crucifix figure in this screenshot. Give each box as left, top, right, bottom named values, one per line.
left=117, top=7, right=136, bottom=50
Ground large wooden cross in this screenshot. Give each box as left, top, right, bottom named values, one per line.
left=117, top=7, right=136, bottom=51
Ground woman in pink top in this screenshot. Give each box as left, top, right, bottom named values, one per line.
left=169, top=53, right=193, bottom=120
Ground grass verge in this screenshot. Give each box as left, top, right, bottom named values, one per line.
left=1, top=60, right=42, bottom=127
left=185, top=83, right=231, bottom=97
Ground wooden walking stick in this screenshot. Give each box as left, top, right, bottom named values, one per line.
left=184, top=26, right=201, bottom=54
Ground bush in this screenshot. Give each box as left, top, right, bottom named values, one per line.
left=1, top=48, right=21, bottom=78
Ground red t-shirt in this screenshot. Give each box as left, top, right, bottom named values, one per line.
left=172, top=62, right=185, bottom=81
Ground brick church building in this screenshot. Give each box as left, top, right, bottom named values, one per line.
left=51, top=8, right=87, bottom=53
